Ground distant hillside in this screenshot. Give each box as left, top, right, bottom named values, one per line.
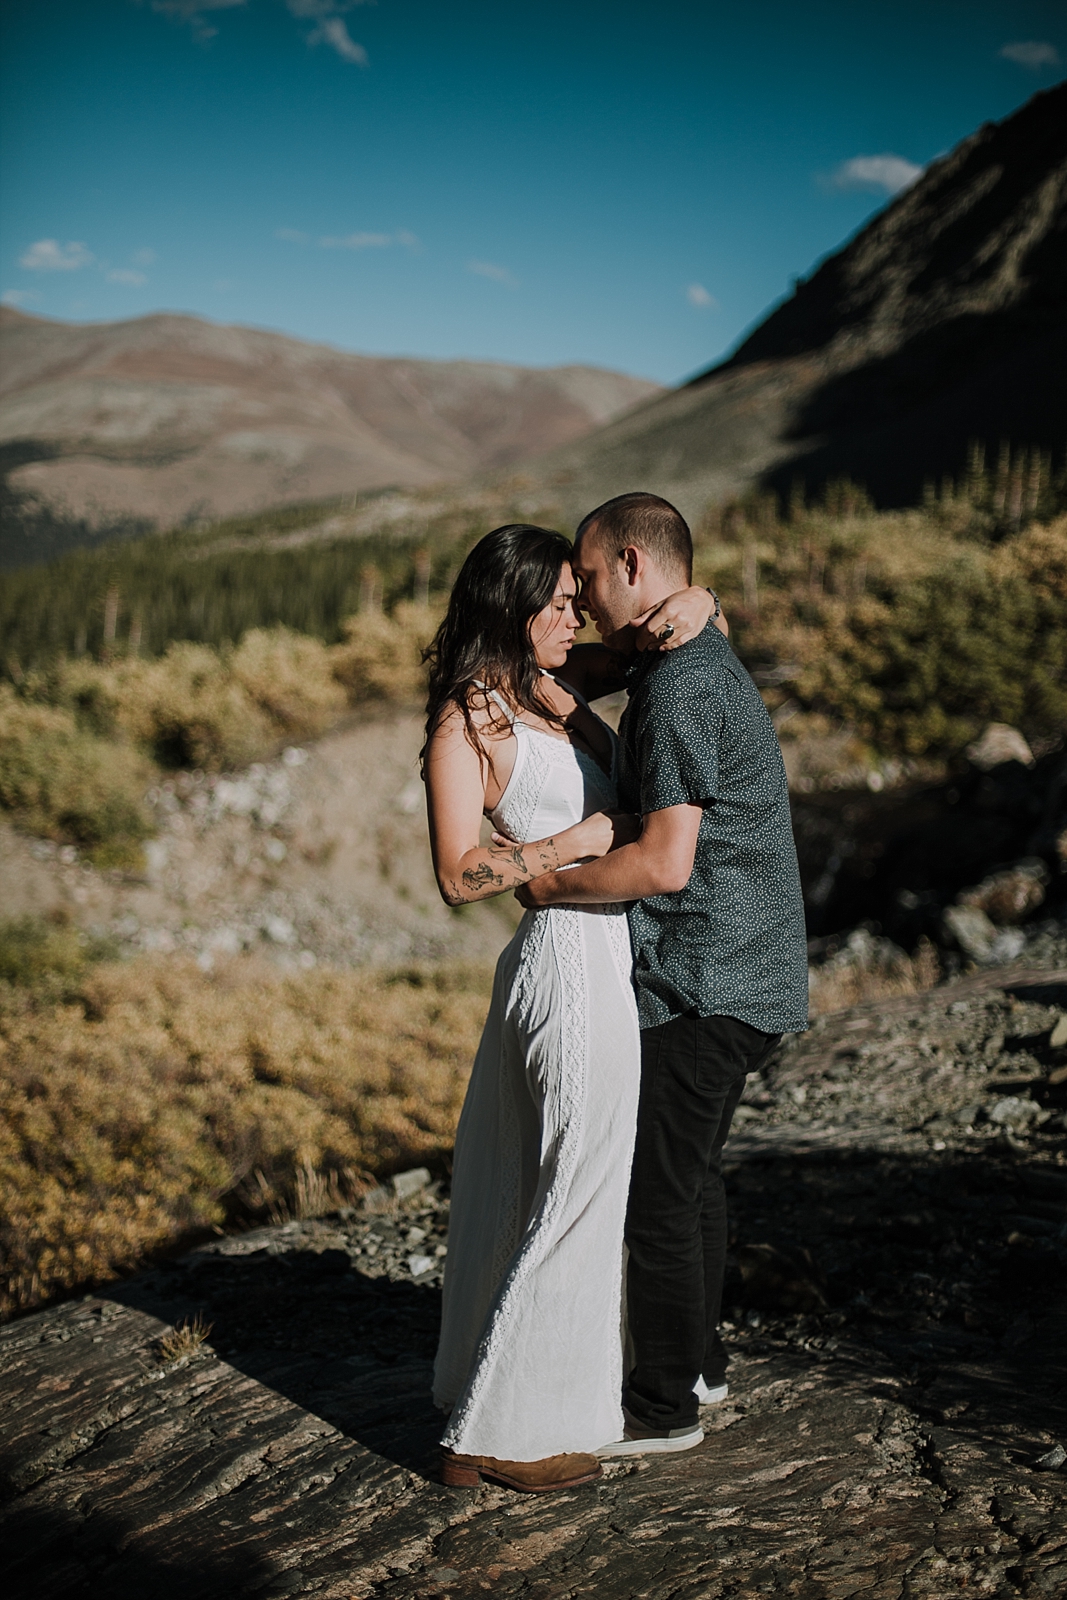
left=0, top=309, right=659, bottom=540
left=523, top=82, right=1067, bottom=519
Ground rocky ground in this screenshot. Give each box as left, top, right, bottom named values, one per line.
left=2, top=958, right=1066, bottom=1599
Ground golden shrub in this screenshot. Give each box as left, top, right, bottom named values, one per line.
left=57, top=628, right=347, bottom=771
left=0, top=955, right=492, bottom=1316
left=808, top=938, right=941, bottom=1016
left=230, top=627, right=347, bottom=734
left=329, top=603, right=441, bottom=703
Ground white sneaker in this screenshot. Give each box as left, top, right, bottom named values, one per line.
left=596, top=1414, right=704, bottom=1458
left=694, top=1378, right=728, bottom=1406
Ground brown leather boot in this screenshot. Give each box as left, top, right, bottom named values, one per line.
left=440, top=1449, right=602, bottom=1492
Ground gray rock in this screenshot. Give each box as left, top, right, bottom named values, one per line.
left=988, top=1095, right=1040, bottom=1130
left=942, top=903, right=998, bottom=961
left=392, top=1167, right=431, bottom=1201
left=964, top=722, right=1035, bottom=771
left=958, top=858, right=1049, bottom=925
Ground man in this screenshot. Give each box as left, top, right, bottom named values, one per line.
left=518, top=491, right=808, bottom=1455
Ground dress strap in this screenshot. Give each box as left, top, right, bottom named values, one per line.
left=543, top=669, right=596, bottom=714
left=472, top=679, right=518, bottom=726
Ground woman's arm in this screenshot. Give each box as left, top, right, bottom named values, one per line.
left=558, top=588, right=728, bottom=700
left=423, top=707, right=623, bottom=905
left=635, top=586, right=728, bottom=650
left=556, top=642, right=627, bottom=701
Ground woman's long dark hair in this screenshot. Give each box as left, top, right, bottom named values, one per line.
left=421, top=523, right=573, bottom=771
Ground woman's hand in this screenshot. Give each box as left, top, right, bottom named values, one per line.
left=605, top=811, right=641, bottom=849
left=565, top=811, right=617, bottom=861
left=633, top=586, right=727, bottom=651
left=492, top=810, right=639, bottom=866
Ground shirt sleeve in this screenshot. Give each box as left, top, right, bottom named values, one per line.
left=633, top=653, right=723, bottom=813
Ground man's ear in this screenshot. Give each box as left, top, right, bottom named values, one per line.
left=622, top=545, right=642, bottom=587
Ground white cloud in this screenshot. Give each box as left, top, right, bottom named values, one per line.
left=1000, top=40, right=1060, bottom=69
left=828, top=154, right=924, bottom=196
left=313, top=16, right=367, bottom=63
left=107, top=268, right=148, bottom=286
left=148, top=0, right=247, bottom=44
left=686, top=283, right=718, bottom=309
left=276, top=227, right=310, bottom=242
left=19, top=239, right=95, bottom=272
left=133, top=248, right=157, bottom=266
left=2, top=289, right=41, bottom=307
left=468, top=260, right=519, bottom=288
left=144, top=1, right=370, bottom=62
left=286, top=1, right=370, bottom=64
left=321, top=232, right=392, bottom=249
left=319, top=230, right=420, bottom=250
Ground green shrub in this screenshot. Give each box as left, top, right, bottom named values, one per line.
left=38, top=626, right=347, bottom=771
left=699, top=510, right=1067, bottom=758
left=0, top=687, right=154, bottom=866
left=0, top=915, right=88, bottom=991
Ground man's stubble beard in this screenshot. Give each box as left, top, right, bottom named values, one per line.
left=599, top=569, right=639, bottom=640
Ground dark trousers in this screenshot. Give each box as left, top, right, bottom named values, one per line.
left=623, top=1012, right=782, bottom=1431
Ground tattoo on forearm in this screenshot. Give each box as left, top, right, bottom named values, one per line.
left=449, top=835, right=561, bottom=903
left=536, top=838, right=561, bottom=873
left=461, top=860, right=505, bottom=894
left=487, top=842, right=530, bottom=878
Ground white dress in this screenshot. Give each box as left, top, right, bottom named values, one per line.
left=433, top=685, right=641, bottom=1461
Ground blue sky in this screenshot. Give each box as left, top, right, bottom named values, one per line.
left=1, top=1, right=1064, bottom=383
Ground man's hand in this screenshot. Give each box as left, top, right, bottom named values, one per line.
left=515, top=874, right=558, bottom=909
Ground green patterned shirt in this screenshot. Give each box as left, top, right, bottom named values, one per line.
left=618, top=623, right=809, bottom=1035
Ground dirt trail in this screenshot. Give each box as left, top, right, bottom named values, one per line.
left=3, top=961, right=1065, bottom=1599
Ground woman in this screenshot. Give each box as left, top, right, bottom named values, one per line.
left=422, top=524, right=718, bottom=1493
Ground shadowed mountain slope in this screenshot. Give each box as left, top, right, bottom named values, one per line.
left=0, top=309, right=659, bottom=530
left=525, top=82, right=1067, bottom=520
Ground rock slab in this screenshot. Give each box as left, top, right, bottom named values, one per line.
left=3, top=965, right=1067, bottom=1598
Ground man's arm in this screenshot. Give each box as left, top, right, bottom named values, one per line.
left=556, top=642, right=627, bottom=702
left=517, top=803, right=703, bottom=906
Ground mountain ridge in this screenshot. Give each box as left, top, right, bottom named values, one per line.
left=0, top=307, right=660, bottom=530
left=521, top=82, right=1067, bottom=519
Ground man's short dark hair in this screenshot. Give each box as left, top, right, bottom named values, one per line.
left=576, top=492, right=693, bottom=582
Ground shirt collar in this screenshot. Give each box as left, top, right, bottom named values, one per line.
left=624, top=649, right=654, bottom=691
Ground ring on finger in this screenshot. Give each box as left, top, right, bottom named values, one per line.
left=658, top=622, right=675, bottom=641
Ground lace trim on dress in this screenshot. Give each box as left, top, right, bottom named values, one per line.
left=492, top=729, right=553, bottom=847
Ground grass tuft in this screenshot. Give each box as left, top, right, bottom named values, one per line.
left=157, top=1312, right=213, bottom=1365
